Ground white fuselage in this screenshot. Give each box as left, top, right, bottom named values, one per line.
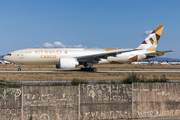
left=4, top=48, right=147, bottom=65
left=3, top=25, right=172, bottom=69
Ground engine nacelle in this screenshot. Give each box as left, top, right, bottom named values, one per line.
left=56, top=58, right=79, bottom=69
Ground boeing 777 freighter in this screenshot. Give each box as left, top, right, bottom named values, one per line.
left=4, top=25, right=174, bottom=72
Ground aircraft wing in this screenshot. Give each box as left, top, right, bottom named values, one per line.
left=145, top=50, right=175, bottom=57
left=77, top=49, right=135, bottom=62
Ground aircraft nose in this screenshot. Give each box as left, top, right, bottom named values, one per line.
left=3, top=56, right=7, bottom=60
left=3, top=55, right=11, bottom=61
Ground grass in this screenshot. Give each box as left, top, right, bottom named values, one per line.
left=0, top=80, right=22, bottom=88
left=70, top=73, right=169, bottom=85
left=121, top=72, right=169, bottom=84
left=0, top=73, right=170, bottom=87
left=70, top=78, right=89, bottom=85
left=0, top=72, right=178, bottom=81
left=0, top=64, right=180, bottom=81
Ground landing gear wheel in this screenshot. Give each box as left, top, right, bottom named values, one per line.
left=18, top=68, right=21, bottom=71
left=89, top=68, right=93, bottom=72
left=85, top=67, right=88, bottom=71
left=81, top=67, right=85, bottom=71
left=80, top=67, right=97, bottom=72
left=92, top=68, right=97, bottom=72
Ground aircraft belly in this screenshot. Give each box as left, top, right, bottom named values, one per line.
left=99, top=54, right=129, bottom=64
left=109, top=55, right=129, bottom=64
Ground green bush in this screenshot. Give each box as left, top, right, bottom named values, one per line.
left=121, top=72, right=145, bottom=84
left=160, top=74, right=169, bottom=82
left=70, top=78, right=89, bottom=86
left=29, top=115, right=32, bottom=120
left=146, top=74, right=168, bottom=83
left=121, top=73, right=169, bottom=84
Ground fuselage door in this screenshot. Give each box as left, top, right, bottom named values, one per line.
left=19, top=52, right=24, bottom=59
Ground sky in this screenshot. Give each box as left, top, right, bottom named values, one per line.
left=0, top=0, right=179, bottom=59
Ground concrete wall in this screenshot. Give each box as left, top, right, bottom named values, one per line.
left=132, top=83, right=180, bottom=118
left=80, top=84, right=132, bottom=119
left=0, top=83, right=180, bottom=119
left=23, top=86, right=79, bottom=120
left=0, top=88, right=22, bottom=120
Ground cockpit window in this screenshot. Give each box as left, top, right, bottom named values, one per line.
left=7, top=53, right=11, bottom=56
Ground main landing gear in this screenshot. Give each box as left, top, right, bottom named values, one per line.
left=80, top=62, right=97, bottom=72
left=80, top=67, right=97, bottom=72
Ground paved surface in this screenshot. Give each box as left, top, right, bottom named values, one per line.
left=0, top=70, right=180, bottom=73
left=100, top=71, right=180, bottom=73
left=113, top=117, right=180, bottom=120
left=129, top=117, right=180, bottom=120
left=1, top=67, right=180, bottom=69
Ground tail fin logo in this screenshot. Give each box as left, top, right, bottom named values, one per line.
left=137, top=25, right=164, bottom=52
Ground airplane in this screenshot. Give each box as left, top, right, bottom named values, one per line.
left=3, top=25, right=174, bottom=72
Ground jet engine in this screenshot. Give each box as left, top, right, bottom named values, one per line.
left=56, top=58, right=79, bottom=69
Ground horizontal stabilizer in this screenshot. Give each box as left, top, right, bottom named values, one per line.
left=145, top=50, right=175, bottom=57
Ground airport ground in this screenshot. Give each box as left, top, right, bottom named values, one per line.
left=0, top=64, right=180, bottom=81
left=127, top=117, right=180, bottom=120
left=126, top=117, right=180, bottom=120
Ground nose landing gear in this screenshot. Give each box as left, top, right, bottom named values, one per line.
left=18, top=65, right=21, bottom=71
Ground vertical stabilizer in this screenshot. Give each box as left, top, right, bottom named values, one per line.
left=137, top=25, right=164, bottom=52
